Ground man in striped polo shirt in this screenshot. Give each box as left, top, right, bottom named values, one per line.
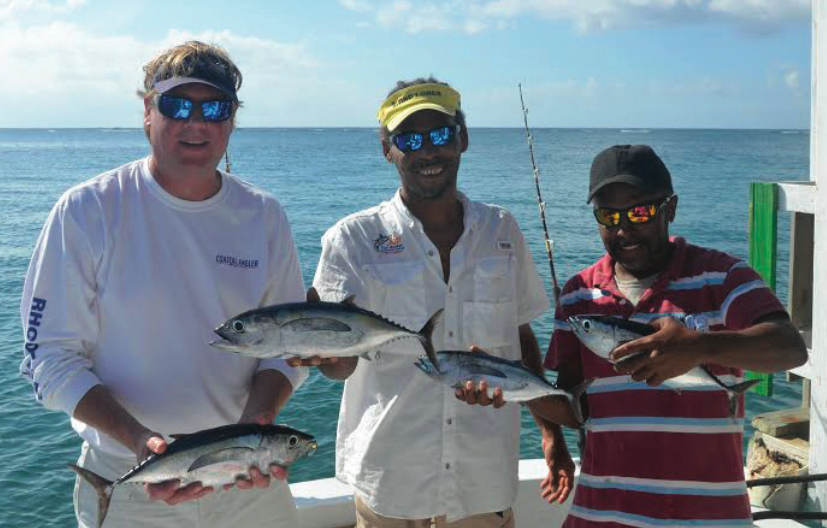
left=544, top=144, right=807, bottom=527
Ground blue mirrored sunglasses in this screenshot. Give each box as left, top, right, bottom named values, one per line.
left=391, top=125, right=458, bottom=152
left=155, top=94, right=234, bottom=123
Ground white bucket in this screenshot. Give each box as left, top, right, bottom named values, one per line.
left=746, top=465, right=809, bottom=511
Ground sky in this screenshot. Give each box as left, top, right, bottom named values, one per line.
left=0, top=0, right=812, bottom=129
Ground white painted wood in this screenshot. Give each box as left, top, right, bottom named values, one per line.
left=290, top=459, right=808, bottom=528
left=778, top=182, right=818, bottom=214
left=290, top=459, right=574, bottom=528
left=809, top=0, right=827, bottom=515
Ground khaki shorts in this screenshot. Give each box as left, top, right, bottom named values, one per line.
left=74, top=442, right=299, bottom=528
left=355, top=496, right=515, bottom=528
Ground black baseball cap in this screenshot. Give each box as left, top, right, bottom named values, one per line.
left=587, top=145, right=673, bottom=203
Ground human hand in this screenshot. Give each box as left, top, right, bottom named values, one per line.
left=454, top=346, right=505, bottom=408
left=286, top=356, right=346, bottom=368
left=539, top=433, right=575, bottom=504
left=138, top=433, right=215, bottom=505
left=610, top=317, right=705, bottom=386
left=220, top=414, right=289, bottom=491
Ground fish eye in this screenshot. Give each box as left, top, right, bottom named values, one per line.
left=582, top=320, right=591, bottom=331
left=232, top=320, right=245, bottom=333
left=288, top=435, right=299, bottom=447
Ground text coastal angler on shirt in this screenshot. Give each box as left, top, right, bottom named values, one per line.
left=215, top=254, right=260, bottom=269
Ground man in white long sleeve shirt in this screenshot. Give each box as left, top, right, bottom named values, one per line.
left=20, top=41, right=306, bottom=527
left=300, top=78, right=559, bottom=527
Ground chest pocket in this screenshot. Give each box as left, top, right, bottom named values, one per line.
left=363, top=260, right=427, bottom=332
left=465, top=255, right=518, bottom=353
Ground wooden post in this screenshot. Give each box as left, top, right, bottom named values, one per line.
left=746, top=182, right=778, bottom=397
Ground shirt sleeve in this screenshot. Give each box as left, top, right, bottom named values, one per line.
left=19, top=192, right=103, bottom=416
left=510, top=216, right=550, bottom=325
left=720, top=261, right=787, bottom=331
left=256, top=202, right=309, bottom=389
left=312, top=224, right=369, bottom=305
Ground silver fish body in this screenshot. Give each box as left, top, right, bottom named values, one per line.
left=69, top=424, right=316, bottom=528
left=416, top=350, right=564, bottom=402
left=210, top=301, right=442, bottom=366
left=415, top=350, right=590, bottom=425
left=566, top=314, right=758, bottom=395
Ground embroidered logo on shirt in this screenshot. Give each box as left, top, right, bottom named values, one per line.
left=374, top=233, right=405, bottom=255
left=497, top=241, right=512, bottom=252
left=215, top=254, right=260, bottom=269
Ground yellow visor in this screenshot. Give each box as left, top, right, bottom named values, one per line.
left=377, top=83, right=461, bottom=132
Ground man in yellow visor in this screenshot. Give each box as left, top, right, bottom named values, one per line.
left=307, top=77, right=573, bottom=527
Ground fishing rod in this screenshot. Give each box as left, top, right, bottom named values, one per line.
left=518, top=83, right=561, bottom=306
left=224, top=149, right=233, bottom=173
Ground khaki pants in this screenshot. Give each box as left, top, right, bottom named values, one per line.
left=355, top=496, right=515, bottom=528
left=74, top=442, right=299, bottom=528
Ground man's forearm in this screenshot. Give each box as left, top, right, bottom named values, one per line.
left=73, top=385, right=153, bottom=456
left=702, top=319, right=807, bottom=373
left=240, top=369, right=294, bottom=423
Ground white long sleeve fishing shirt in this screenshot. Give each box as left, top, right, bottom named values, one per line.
left=313, top=190, right=549, bottom=522
left=20, top=158, right=307, bottom=459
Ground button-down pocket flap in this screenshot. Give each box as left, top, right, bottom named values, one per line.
left=474, top=256, right=515, bottom=303
left=476, top=255, right=511, bottom=278
left=364, top=260, right=427, bottom=331
left=465, top=300, right=518, bottom=350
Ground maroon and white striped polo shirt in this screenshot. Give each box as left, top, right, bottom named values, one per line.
left=546, top=237, right=787, bottom=528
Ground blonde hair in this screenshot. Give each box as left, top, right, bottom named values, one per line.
left=139, top=41, right=242, bottom=100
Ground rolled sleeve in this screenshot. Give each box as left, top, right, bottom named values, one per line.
left=20, top=192, right=104, bottom=416
left=257, top=358, right=309, bottom=389
left=511, top=218, right=550, bottom=325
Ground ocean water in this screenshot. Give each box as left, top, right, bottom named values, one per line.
left=0, top=127, right=810, bottom=527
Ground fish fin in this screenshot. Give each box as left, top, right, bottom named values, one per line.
left=723, top=379, right=761, bottom=420
left=68, top=463, right=114, bottom=528
left=188, top=447, right=256, bottom=473
left=568, top=378, right=595, bottom=427
left=341, top=294, right=357, bottom=306
left=282, top=318, right=351, bottom=333
left=360, top=351, right=373, bottom=361
left=700, top=366, right=761, bottom=395
left=464, top=364, right=508, bottom=379
left=418, top=309, right=445, bottom=373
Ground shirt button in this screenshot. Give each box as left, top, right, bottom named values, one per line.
left=428, top=250, right=435, bottom=257
left=448, top=286, right=453, bottom=293
left=445, top=463, right=451, bottom=470
left=446, top=418, right=452, bottom=425
left=448, top=331, right=454, bottom=337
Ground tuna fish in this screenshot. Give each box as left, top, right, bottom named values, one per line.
left=210, top=299, right=444, bottom=368
left=415, top=350, right=590, bottom=425
left=69, top=424, right=316, bottom=528
left=566, top=314, right=758, bottom=414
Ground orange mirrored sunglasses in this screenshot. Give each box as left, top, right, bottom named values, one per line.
left=593, top=195, right=674, bottom=228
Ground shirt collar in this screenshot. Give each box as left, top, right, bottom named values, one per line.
left=390, top=189, right=480, bottom=232
left=593, top=236, right=687, bottom=290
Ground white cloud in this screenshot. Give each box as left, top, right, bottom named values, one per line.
left=338, top=0, right=372, bottom=11
left=0, top=22, right=322, bottom=126
left=783, top=67, right=803, bottom=97
left=342, top=0, right=809, bottom=35
left=0, top=0, right=85, bottom=22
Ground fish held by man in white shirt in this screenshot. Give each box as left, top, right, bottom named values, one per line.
left=416, top=349, right=589, bottom=426
left=69, top=424, right=317, bottom=528
left=210, top=299, right=444, bottom=367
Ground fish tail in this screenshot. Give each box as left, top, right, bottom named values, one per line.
left=568, top=378, right=595, bottom=427
left=723, top=379, right=761, bottom=420
left=68, top=463, right=114, bottom=528
left=418, top=309, right=445, bottom=372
